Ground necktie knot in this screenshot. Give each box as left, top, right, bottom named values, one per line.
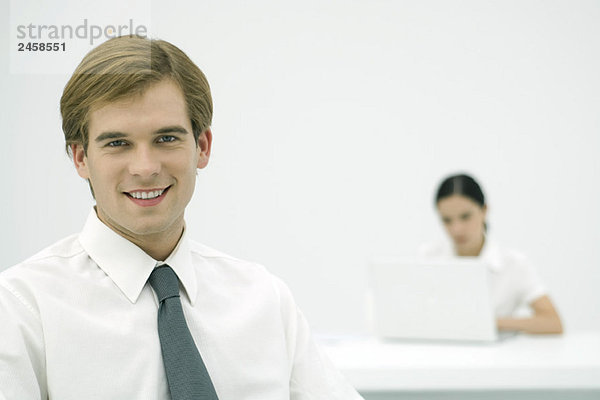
left=149, top=265, right=181, bottom=303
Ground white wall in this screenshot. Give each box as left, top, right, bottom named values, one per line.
left=1, top=0, right=599, bottom=335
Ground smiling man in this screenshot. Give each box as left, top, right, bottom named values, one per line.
left=73, top=79, right=205, bottom=262
left=0, top=36, right=363, bottom=400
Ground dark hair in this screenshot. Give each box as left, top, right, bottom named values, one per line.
left=435, top=174, right=485, bottom=207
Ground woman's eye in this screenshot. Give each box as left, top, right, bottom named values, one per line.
left=158, top=135, right=176, bottom=143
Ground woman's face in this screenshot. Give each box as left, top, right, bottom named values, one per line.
left=437, top=194, right=487, bottom=256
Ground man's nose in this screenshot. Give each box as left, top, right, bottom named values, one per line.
left=128, top=146, right=161, bottom=177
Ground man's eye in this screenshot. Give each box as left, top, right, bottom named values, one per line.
left=107, top=140, right=127, bottom=147
left=157, top=135, right=177, bottom=143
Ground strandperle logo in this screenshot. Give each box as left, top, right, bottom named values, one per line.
left=16, top=19, right=148, bottom=45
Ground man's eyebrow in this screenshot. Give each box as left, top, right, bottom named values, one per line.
left=154, top=126, right=189, bottom=135
left=95, top=131, right=128, bottom=143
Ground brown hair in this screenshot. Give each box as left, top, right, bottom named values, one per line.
left=61, top=35, right=212, bottom=155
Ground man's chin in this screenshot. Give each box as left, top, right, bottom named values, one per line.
left=103, top=216, right=165, bottom=239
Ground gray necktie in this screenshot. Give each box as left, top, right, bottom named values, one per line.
left=149, top=265, right=219, bottom=400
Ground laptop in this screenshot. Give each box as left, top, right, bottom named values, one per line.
left=368, top=259, right=513, bottom=342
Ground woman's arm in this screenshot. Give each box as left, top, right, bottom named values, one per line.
left=497, top=295, right=563, bottom=334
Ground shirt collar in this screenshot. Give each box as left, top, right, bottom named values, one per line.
left=78, top=209, right=198, bottom=305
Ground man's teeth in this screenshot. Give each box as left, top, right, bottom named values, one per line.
left=129, top=189, right=165, bottom=199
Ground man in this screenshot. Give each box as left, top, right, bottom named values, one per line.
left=0, top=36, right=363, bottom=400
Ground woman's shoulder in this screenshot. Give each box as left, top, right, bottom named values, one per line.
left=483, top=239, right=547, bottom=302
left=484, top=239, right=528, bottom=258
left=482, top=239, right=533, bottom=271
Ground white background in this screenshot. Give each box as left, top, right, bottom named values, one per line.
left=1, top=0, right=599, bottom=335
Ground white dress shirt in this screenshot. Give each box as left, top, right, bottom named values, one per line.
left=0, top=210, right=363, bottom=400
left=418, top=238, right=547, bottom=317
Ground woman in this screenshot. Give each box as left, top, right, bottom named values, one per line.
left=420, top=173, right=563, bottom=334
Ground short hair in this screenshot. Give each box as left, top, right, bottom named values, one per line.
left=61, top=35, right=212, bottom=155
left=435, top=173, right=485, bottom=207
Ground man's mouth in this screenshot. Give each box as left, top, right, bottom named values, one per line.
left=124, top=186, right=171, bottom=206
left=126, top=187, right=167, bottom=199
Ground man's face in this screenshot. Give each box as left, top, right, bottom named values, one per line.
left=72, top=79, right=211, bottom=243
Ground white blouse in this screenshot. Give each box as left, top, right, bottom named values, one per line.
left=418, top=238, right=547, bottom=317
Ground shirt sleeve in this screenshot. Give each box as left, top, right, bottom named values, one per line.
left=0, top=280, right=47, bottom=400
left=272, top=277, right=364, bottom=400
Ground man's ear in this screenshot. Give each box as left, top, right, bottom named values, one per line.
left=71, top=144, right=90, bottom=179
left=196, top=128, right=212, bottom=169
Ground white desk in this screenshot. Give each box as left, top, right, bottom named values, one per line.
left=319, top=332, right=600, bottom=399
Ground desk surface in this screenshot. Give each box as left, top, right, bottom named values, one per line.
left=319, top=332, right=600, bottom=392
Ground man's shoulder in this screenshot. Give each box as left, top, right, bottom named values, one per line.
left=186, top=241, right=300, bottom=310
left=187, top=240, right=244, bottom=261
left=1, top=233, right=85, bottom=279
left=187, top=239, right=269, bottom=271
